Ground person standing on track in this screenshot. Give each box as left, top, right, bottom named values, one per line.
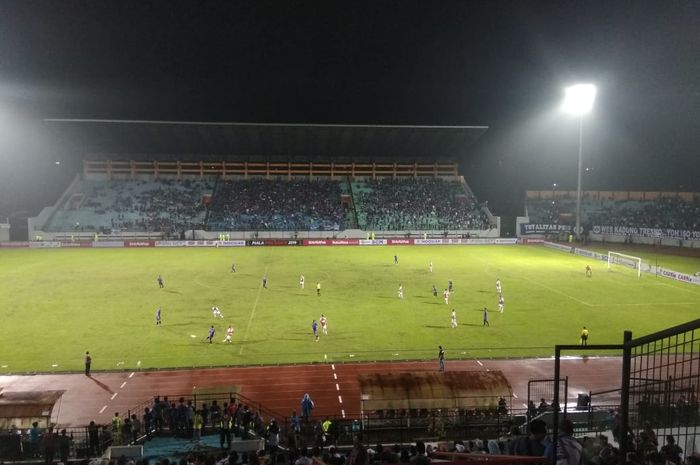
left=85, top=351, right=92, bottom=376
left=301, top=393, right=315, bottom=422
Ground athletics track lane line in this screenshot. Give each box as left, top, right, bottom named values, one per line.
left=239, top=264, right=269, bottom=355
left=97, top=371, right=137, bottom=415
left=329, top=362, right=345, bottom=418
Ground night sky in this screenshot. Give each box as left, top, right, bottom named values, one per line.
left=1, top=0, right=699, bottom=216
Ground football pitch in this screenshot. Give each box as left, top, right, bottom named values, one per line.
left=1, top=244, right=699, bottom=373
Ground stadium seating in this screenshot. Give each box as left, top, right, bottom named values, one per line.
left=41, top=176, right=496, bottom=234
left=351, top=178, right=490, bottom=231
left=207, top=179, right=345, bottom=231
left=46, top=180, right=212, bottom=234
left=526, top=198, right=700, bottom=231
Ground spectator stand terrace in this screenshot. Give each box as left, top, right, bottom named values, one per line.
left=29, top=160, right=497, bottom=240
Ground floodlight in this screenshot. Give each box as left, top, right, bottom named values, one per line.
left=562, top=84, right=597, bottom=115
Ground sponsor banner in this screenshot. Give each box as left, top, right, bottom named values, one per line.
left=302, top=239, right=359, bottom=246
left=543, top=241, right=574, bottom=253
left=185, top=240, right=218, bottom=247
left=593, top=225, right=700, bottom=240
left=520, top=223, right=572, bottom=235
left=495, top=238, right=518, bottom=245
left=519, top=238, right=545, bottom=245
left=387, top=238, right=414, bottom=245
left=125, top=240, right=155, bottom=248
left=0, top=241, right=30, bottom=248
left=359, top=239, right=388, bottom=246
left=573, top=248, right=608, bottom=261
left=463, top=238, right=518, bottom=245
left=92, top=241, right=125, bottom=248
left=414, top=238, right=445, bottom=245
left=330, top=239, right=359, bottom=246
left=219, top=240, right=246, bottom=247
left=29, top=241, right=61, bottom=248
left=60, top=241, right=93, bottom=248
left=304, top=240, right=328, bottom=246
left=155, top=241, right=187, bottom=247
left=248, top=239, right=301, bottom=246
left=656, top=268, right=700, bottom=286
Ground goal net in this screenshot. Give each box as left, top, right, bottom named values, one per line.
left=607, top=251, right=642, bottom=277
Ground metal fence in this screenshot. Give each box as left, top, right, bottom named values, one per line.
left=553, top=318, right=700, bottom=465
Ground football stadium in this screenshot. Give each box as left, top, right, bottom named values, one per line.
left=0, top=3, right=699, bottom=465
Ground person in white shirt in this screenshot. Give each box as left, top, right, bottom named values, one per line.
left=223, top=325, right=234, bottom=343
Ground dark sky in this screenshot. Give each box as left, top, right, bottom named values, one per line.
left=1, top=0, right=699, bottom=216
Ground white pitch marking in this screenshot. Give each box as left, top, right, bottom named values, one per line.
left=513, top=393, right=519, bottom=399
left=338, top=395, right=343, bottom=404
left=476, top=360, right=483, bottom=366
left=336, top=383, right=340, bottom=391
left=331, top=364, right=336, bottom=370
left=341, top=409, right=346, bottom=418
left=333, top=373, right=337, bottom=380
left=111, top=393, right=118, bottom=400
left=521, top=275, right=593, bottom=306
left=522, top=403, right=528, bottom=408
left=239, top=264, right=269, bottom=355
left=129, top=372, right=135, bottom=379
left=120, top=382, right=127, bottom=389
left=99, top=405, right=107, bottom=414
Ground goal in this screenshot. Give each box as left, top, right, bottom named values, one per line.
left=607, top=251, right=642, bottom=277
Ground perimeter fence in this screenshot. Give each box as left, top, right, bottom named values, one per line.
left=553, top=318, right=700, bottom=464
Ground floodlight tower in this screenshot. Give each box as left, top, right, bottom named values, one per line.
left=562, top=84, right=596, bottom=240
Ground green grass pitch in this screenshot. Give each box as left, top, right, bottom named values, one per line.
left=0, top=245, right=698, bottom=373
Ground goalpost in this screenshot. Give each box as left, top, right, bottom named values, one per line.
left=607, top=251, right=643, bottom=277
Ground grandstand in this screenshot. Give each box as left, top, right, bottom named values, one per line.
left=30, top=161, right=495, bottom=239
left=45, top=179, right=212, bottom=235
left=27, top=122, right=497, bottom=239
left=522, top=190, right=700, bottom=245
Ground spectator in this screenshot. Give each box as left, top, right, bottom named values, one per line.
left=508, top=419, right=548, bottom=456
left=58, top=429, right=71, bottom=464
left=547, top=419, right=582, bottom=465
left=660, top=435, right=683, bottom=464
left=40, top=426, right=57, bottom=465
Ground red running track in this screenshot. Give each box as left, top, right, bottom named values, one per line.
left=0, top=357, right=621, bottom=427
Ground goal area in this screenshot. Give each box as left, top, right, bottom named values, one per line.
left=607, top=251, right=642, bottom=277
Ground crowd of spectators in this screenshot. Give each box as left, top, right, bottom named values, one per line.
left=527, top=198, right=700, bottom=233
left=587, top=199, right=700, bottom=231
left=353, top=178, right=490, bottom=231
left=49, top=180, right=210, bottom=234
left=105, top=180, right=209, bottom=234
left=44, top=176, right=499, bottom=234
left=208, top=179, right=344, bottom=231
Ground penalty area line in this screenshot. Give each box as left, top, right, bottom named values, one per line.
left=239, top=264, right=269, bottom=355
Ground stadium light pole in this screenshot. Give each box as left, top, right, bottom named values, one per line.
left=562, top=84, right=596, bottom=240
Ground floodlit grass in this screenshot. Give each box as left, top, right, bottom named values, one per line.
left=576, top=243, right=700, bottom=275
left=0, top=245, right=698, bottom=373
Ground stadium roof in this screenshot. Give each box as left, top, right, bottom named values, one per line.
left=44, top=119, right=488, bottom=162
